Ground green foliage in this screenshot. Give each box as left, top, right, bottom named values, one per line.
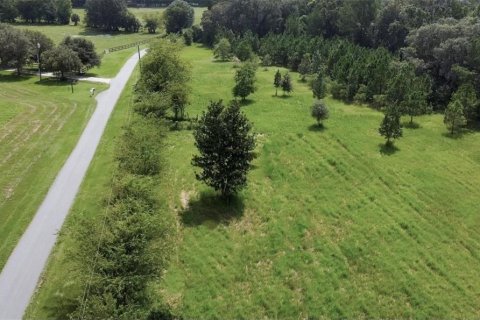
left=85, top=0, right=130, bottom=31
left=312, top=72, right=327, bottom=99
left=62, top=36, right=101, bottom=70
left=164, top=0, right=194, bottom=34
left=213, top=37, right=232, bottom=61
left=281, top=72, right=293, bottom=96
left=273, top=69, right=282, bottom=96
left=56, top=0, right=72, bottom=24
left=233, top=62, right=257, bottom=101
left=379, top=107, right=402, bottom=145
left=0, top=24, right=32, bottom=74
left=444, top=98, right=466, bottom=134
left=192, top=100, right=256, bottom=197
left=136, top=40, right=191, bottom=120
left=0, top=0, right=18, bottom=22
left=451, top=83, right=479, bottom=124
left=234, top=39, right=253, bottom=62
left=298, top=53, right=312, bottom=81
left=70, top=13, right=80, bottom=26
left=183, top=28, right=193, bottom=46
left=117, top=118, right=165, bottom=176
left=144, top=13, right=162, bottom=34
left=311, top=100, right=329, bottom=126
left=43, top=45, right=83, bottom=78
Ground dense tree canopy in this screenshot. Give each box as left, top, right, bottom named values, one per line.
left=85, top=0, right=132, bottom=31
left=164, top=0, right=194, bottom=33
left=192, top=100, right=256, bottom=197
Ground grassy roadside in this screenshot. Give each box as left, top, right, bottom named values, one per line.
left=0, top=73, right=107, bottom=270
left=24, top=66, right=140, bottom=320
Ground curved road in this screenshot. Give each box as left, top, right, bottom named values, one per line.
left=0, top=50, right=145, bottom=319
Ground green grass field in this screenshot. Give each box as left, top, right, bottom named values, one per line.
left=0, top=72, right=106, bottom=269
left=26, top=45, right=480, bottom=318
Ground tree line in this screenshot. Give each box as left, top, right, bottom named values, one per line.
left=0, top=24, right=100, bottom=77
left=0, top=0, right=72, bottom=24
left=190, top=0, right=479, bottom=135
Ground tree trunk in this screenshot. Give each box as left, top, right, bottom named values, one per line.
left=275, top=88, right=277, bottom=96
left=410, top=115, right=413, bottom=124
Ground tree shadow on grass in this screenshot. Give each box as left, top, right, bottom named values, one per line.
left=34, top=78, right=73, bottom=87
left=181, top=191, right=245, bottom=228
left=308, top=124, right=326, bottom=132
left=271, top=94, right=293, bottom=99
left=403, top=121, right=421, bottom=129
left=230, top=99, right=255, bottom=106
left=379, top=143, right=400, bottom=156
left=0, top=73, right=32, bottom=83
left=442, top=131, right=465, bottom=140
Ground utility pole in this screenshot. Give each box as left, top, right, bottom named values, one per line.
left=37, top=42, right=42, bottom=81
left=137, top=45, right=142, bottom=72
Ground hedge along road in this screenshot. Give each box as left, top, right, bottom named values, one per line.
left=0, top=49, right=146, bottom=320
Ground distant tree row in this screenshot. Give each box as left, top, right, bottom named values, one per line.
left=0, top=0, right=72, bottom=24
left=84, top=0, right=140, bottom=31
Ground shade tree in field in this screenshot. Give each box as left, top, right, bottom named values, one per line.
left=281, top=72, right=293, bottom=96
left=43, top=45, right=83, bottom=78
left=444, top=98, right=466, bottom=135
left=213, top=38, right=232, bottom=61
left=192, top=100, right=256, bottom=197
left=451, top=83, right=479, bottom=125
left=144, top=13, right=163, bottom=34
left=24, top=30, right=54, bottom=62
left=62, top=36, right=101, bottom=71
left=0, top=24, right=31, bottom=74
left=233, top=62, right=257, bottom=101
left=379, top=107, right=402, bottom=146
left=273, top=69, right=282, bottom=96
left=85, top=0, right=131, bottom=31
left=311, top=100, right=329, bottom=127
left=164, top=0, right=194, bottom=34
left=71, top=13, right=80, bottom=25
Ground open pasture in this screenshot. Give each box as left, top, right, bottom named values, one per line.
left=26, top=44, right=480, bottom=318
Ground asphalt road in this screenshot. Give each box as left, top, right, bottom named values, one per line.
left=0, top=50, right=145, bottom=320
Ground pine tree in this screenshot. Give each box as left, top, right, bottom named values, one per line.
left=312, top=72, right=327, bottom=99
left=311, top=100, right=329, bottom=126
left=233, top=62, right=257, bottom=101
left=281, top=72, right=293, bottom=96
left=298, top=53, right=312, bottom=81
left=274, top=69, right=282, bottom=96
left=444, top=98, right=466, bottom=134
left=192, top=100, right=256, bottom=197
left=379, top=107, right=402, bottom=145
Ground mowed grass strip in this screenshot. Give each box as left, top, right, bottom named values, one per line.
left=0, top=72, right=107, bottom=269
left=28, top=44, right=480, bottom=318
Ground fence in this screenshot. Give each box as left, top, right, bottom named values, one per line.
left=105, top=35, right=164, bottom=53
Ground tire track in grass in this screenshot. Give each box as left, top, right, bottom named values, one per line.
left=294, top=133, right=477, bottom=310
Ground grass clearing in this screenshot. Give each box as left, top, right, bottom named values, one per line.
left=0, top=72, right=107, bottom=269
left=27, top=44, right=480, bottom=318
